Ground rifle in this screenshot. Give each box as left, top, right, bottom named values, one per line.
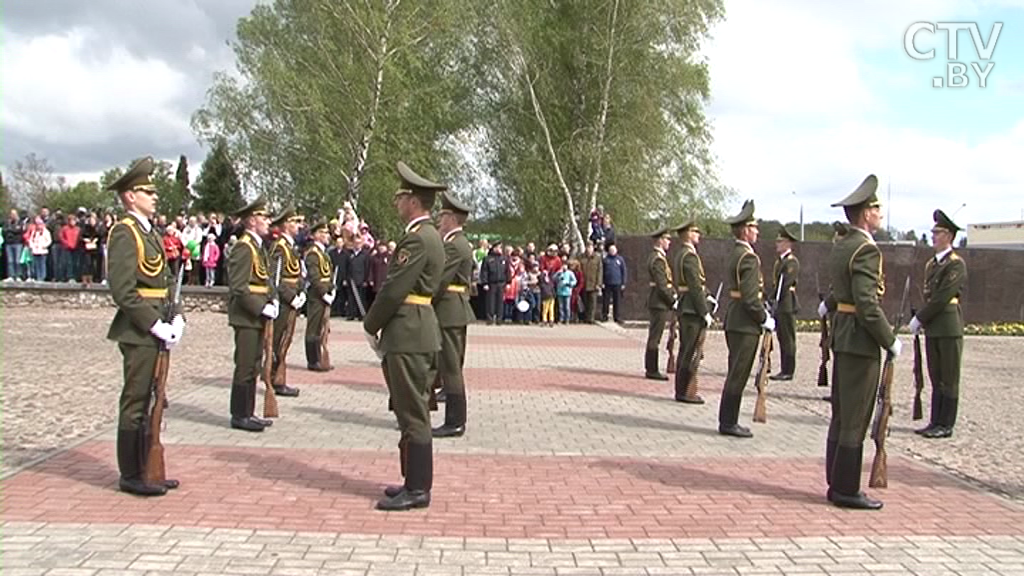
left=143, top=261, right=185, bottom=487
left=911, top=306, right=925, bottom=420
left=260, top=256, right=282, bottom=418
left=753, top=273, right=784, bottom=423
left=869, top=275, right=911, bottom=489
left=666, top=313, right=678, bottom=374
left=816, top=273, right=830, bottom=388
left=684, top=282, right=722, bottom=399
left=320, top=257, right=338, bottom=369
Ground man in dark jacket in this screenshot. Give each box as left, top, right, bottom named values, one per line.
left=343, top=237, right=370, bottom=320
left=366, top=242, right=390, bottom=308
left=601, top=244, right=627, bottom=322
left=328, top=237, right=348, bottom=317
left=579, top=242, right=604, bottom=323
left=478, top=241, right=508, bottom=324
left=4, top=209, right=26, bottom=281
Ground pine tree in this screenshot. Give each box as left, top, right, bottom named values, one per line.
left=193, top=139, right=243, bottom=213
left=175, top=155, right=192, bottom=213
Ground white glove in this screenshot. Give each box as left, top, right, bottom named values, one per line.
left=170, top=315, right=185, bottom=343
left=149, top=320, right=177, bottom=348
left=703, top=313, right=714, bottom=328
left=261, top=302, right=279, bottom=319
left=323, top=291, right=335, bottom=305
left=889, top=336, right=903, bottom=358
left=706, top=294, right=718, bottom=312
left=290, top=292, right=307, bottom=310
left=761, top=316, right=776, bottom=332
left=671, top=298, right=679, bottom=311
left=818, top=300, right=829, bottom=319
left=908, top=316, right=922, bottom=335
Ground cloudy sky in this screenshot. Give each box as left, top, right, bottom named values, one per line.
left=3, top=0, right=1023, bottom=237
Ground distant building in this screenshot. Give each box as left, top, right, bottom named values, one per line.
left=966, top=220, right=1024, bottom=250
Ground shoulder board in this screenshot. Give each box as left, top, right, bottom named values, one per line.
left=120, top=217, right=136, bottom=227
left=949, top=252, right=961, bottom=261
left=410, top=224, right=422, bottom=234
left=239, top=234, right=253, bottom=244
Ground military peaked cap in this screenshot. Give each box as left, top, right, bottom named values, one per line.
left=650, top=226, right=672, bottom=239
left=674, top=218, right=700, bottom=234
left=439, top=190, right=472, bottom=215
left=932, top=209, right=961, bottom=234
left=309, top=219, right=330, bottom=234
left=231, top=197, right=269, bottom=218
left=831, top=174, right=880, bottom=208
left=395, top=161, right=446, bottom=207
left=108, top=156, right=156, bottom=193
left=725, top=200, right=756, bottom=226
left=777, top=226, right=799, bottom=242
left=269, top=204, right=297, bottom=228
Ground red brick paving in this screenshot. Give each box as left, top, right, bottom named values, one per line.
left=3, top=441, right=1020, bottom=539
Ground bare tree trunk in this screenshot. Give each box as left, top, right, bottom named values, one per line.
left=587, top=0, right=620, bottom=215
left=515, top=50, right=585, bottom=253
left=347, top=0, right=400, bottom=209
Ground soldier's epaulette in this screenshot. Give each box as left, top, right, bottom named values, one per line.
left=410, top=224, right=422, bottom=234
left=949, top=252, right=961, bottom=261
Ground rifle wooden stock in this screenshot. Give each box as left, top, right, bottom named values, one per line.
left=912, top=333, right=924, bottom=420
left=320, top=312, right=332, bottom=369
left=262, top=318, right=279, bottom=418
left=143, top=347, right=170, bottom=486
left=869, top=354, right=895, bottom=488
left=817, top=315, right=830, bottom=387
left=272, top=309, right=297, bottom=386
left=752, top=332, right=773, bottom=423
left=666, top=315, right=678, bottom=374
left=684, top=327, right=707, bottom=398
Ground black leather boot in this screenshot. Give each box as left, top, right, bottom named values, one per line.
left=829, top=445, right=882, bottom=510
left=770, top=354, right=794, bottom=380
left=924, top=396, right=956, bottom=438
left=117, top=429, right=167, bottom=497
left=644, top=349, right=668, bottom=380
left=433, top=394, right=466, bottom=438
left=306, top=340, right=328, bottom=371
left=378, top=441, right=432, bottom=510
left=273, top=384, right=300, bottom=397
left=825, top=439, right=838, bottom=496
left=718, top=394, right=752, bottom=438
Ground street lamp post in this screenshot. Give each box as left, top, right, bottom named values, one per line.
left=792, top=190, right=804, bottom=241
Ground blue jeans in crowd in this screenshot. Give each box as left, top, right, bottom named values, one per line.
left=557, top=295, right=571, bottom=323
left=5, top=243, right=24, bottom=279
left=32, top=254, right=47, bottom=281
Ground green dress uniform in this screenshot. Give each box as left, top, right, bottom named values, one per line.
left=718, top=201, right=767, bottom=438
left=304, top=221, right=335, bottom=372
left=825, top=175, right=896, bottom=510
left=671, top=220, right=709, bottom=403
left=364, top=162, right=446, bottom=511
left=227, top=199, right=276, bottom=432
left=645, top=229, right=675, bottom=380
left=106, top=157, right=181, bottom=496
left=913, top=209, right=967, bottom=439
left=432, top=191, right=476, bottom=438
left=770, top=227, right=801, bottom=380
left=268, top=206, right=303, bottom=396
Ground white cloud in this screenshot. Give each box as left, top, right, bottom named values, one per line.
left=705, top=0, right=1024, bottom=235
left=0, top=27, right=192, bottom=148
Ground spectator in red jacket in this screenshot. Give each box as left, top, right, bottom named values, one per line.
left=58, top=214, right=82, bottom=282
left=539, top=243, right=562, bottom=275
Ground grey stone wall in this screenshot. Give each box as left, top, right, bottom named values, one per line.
left=0, top=283, right=228, bottom=313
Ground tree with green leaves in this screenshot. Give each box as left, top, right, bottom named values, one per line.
left=469, top=0, right=727, bottom=250
left=193, top=139, right=244, bottom=214
left=175, top=155, right=193, bottom=213
left=192, top=0, right=476, bottom=238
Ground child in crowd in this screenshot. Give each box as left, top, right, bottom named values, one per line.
left=202, top=233, right=220, bottom=287
left=539, top=269, right=556, bottom=327
left=555, top=263, right=576, bottom=325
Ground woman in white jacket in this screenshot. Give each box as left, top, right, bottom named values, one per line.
left=27, top=216, right=52, bottom=281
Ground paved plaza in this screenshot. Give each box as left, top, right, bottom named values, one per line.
left=2, top=307, right=1024, bottom=575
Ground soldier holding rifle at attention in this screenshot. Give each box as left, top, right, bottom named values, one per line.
left=304, top=219, right=335, bottom=372
left=365, top=162, right=446, bottom=511
left=227, top=197, right=279, bottom=432
left=670, top=219, right=713, bottom=404
left=644, top=228, right=674, bottom=381
left=268, top=205, right=305, bottom=397
left=769, top=226, right=801, bottom=381
left=717, top=200, right=772, bottom=438
left=908, top=209, right=967, bottom=439
left=824, top=175, right=901, bottom=510
left=107, top=156, right=184, bottom=496
left=431, top=190, right=476, bottom=438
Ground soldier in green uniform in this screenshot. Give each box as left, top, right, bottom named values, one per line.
left=718, top=200, right=773, bottom=438
left=304, top=220, right=335, bottom=372
left=106, top=156, right=183, bottom=496
left=671, top=219, right=713, bottom=403
left=825, top=174, right=901, bottom=510
left=365, top=162, right=446, bottom=511
left=818, top=221, right=849, bottom=403
left=769, top=226, right=801, bottom=381
left=431, top=190, right=475, bottom=438
left=908, top=209, right=967, bottom=439
left=227, top=197, right=278, bottom=432
left=645, top=228, right=674, bottom=380
left=268, top=205, right=305, bottom=396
